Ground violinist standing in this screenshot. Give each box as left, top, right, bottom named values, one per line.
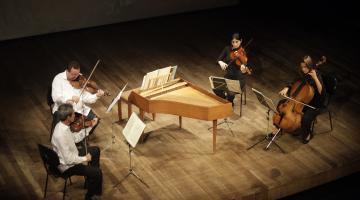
left=276, top=56, right=326, bottom=143
left=51, top=61, right=104, bottom=137
left=214, top=33, right=252, bottom=106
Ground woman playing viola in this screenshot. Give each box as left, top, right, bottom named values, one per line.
left=275, top=55, right=326, bottom=143
left=214, top=33, right=251, bottom=106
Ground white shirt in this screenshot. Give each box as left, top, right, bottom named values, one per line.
left=51, top=121, right=92, bottom=172
left=51, top=71, right=99, bottom=115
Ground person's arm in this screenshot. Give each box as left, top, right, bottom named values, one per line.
left=217, top=46, right=228, bottom=62
left=52, top=76, right=69, bottom=104
left=52, top=131, right=87, bottom=164
left=217, top=46, right=229, bottom=70
left=309, top=70, right=323, bottom=94
left=80, top=91, right=99, bottom=104
left=72, top=118, right=98, bottom=143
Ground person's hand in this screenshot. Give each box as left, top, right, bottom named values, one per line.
left=72, top=95, right=80, bottom=103
left=308, top=69, right=317, bottom=80
left=91, top=118, right=99, bottom=127
left=279, top=87, right=289, bottom=97
left=218, top=61, right=228, bottom=70
left=240, top=64, right=247, bottom=73
left=96, top=89, right=105, bottom=97
left=86, top=153, right=92, bottom=162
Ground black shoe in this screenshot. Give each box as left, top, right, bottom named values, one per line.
left=302, top=133, right=313, bottom=144
left=266, top=132, right=275, bottom=139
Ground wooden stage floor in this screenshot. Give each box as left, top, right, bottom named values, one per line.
left=0, top=6, right=359, bottom=200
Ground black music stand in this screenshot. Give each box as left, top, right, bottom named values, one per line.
left=208, top=76, right=239, bottom=135
left=246, top=88, right=285, bottom=153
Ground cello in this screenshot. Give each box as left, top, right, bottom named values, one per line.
left=272, top=56, right=326, bottom=133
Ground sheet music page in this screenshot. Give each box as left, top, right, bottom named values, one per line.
left=225, top=79, right=241, bottom=93
left=122, top=112, right=146, bottom=148
left=146, top=70, right=159, bottom=89
left=209, top=76, right=227, bottom=90
left=251, top=88, right=278, bottom=113
left=106, top=83, right=127, bottom=113
left=209, top=76, right=215, bottom=89
left=170, top=65, right=177, bottom=80
left=157, top=66, right=172, bottom=85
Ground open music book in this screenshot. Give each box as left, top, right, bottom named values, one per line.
left=140, top=66, right=177, bottom=90
left=122, top=112, right=146, bottom=148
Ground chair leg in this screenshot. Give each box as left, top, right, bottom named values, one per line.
left=43, top=173, right=49, bottom=199
left=244, top=88, right=247, bottom=105
left=328, top=111, right=333, bottom=131
left=240, top=93, right=243, bottom=117
left=63, top=178, right=68, bottom=200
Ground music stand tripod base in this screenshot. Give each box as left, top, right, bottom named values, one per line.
left=114, top=143, right=149, bottom=188
left=247, top=128, right=286, bottom=153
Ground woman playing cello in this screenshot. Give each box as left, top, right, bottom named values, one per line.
left=273, top=55, right=326, bottom=143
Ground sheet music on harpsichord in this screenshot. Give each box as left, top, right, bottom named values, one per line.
left=140, top=66, right=177, bottom=90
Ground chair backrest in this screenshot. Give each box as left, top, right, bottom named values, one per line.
left=47, top=86, right=54, bottom=107
left=322, top=73, right=337, bottom=107
left=37, top=144, right=62, bottom=177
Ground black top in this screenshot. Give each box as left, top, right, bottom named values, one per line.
left=286, top=70, right=326, bottom=109
left=217, top=46, right=241, bottom=72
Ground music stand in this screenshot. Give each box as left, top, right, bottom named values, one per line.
left=208, top=76, right=241, bottom=135
left=102, top=84, right=127, bottom=153
left=246, top=88, right=285, bottom=153
left=114, top=112, right=149, bottom=188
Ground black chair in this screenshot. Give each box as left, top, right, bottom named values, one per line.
left=47, top=86, right=54, bottom=115
left=38, top=144, right=72, bottom=200
left=312, top=73, right=337, bottom=134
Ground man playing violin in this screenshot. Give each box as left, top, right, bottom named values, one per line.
left=51, top=61, right=105, bottom=137
left=214, top=33, right=251, bottom=106
left=275, top=55, right=326, bottom=143
left=52, top=103, right=102, bottom=200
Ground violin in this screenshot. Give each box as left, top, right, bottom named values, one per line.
left=229, top=38, right=253, bottom=75
left=70, top=112, right=93, bottom=132
left=70, top=74, right=110, bottom=96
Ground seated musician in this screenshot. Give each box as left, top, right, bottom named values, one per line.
left=214, top=33, right=251, bottom=106
left=51, top=103, right=102, bottom=200
left=272, top=55, right=326, bottom=144
left=51, top=61, right=104, bottom=137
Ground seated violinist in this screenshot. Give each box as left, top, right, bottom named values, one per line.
left=271, top=55, right=326, bottom=144
left=51, top=103, right=102, bottom=200
left=51, top=61, right=105, bottom=138
left=214, top=33, right=252, bottom=106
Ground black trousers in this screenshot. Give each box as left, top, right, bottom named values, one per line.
left=299, top=107, right=320, bottom=139
left=212, top=69, right=246, bottom=104
left=62, top=146, right=102, bottom=200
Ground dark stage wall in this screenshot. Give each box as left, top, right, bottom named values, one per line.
left=0, top=0, right=238, bottom=41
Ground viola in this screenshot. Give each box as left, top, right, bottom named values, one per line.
left=70, top=112, right=93, bottom=132
left=272, top=75, right=315, bottom=133
left=70, top=74, right=110, bottom=96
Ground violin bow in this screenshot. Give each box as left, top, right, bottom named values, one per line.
left=243, top=37, right=253, bottom=50
left=79, top=59, right=101, bottom=97
left=281, top=95, right=316, bottom=110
